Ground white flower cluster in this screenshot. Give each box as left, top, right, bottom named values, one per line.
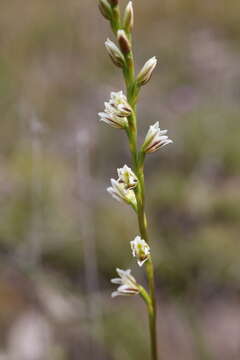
left=98, top=0, right=173, bottom=303
left=98, top=91, right=132, bottom=129
left=107, top=165, right=137, bottom=208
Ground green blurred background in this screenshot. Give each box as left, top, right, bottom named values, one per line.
left=0, top=0, right=240, bottom=359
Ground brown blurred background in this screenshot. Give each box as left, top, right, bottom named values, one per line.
left=0, top=0, right=240, bottom=359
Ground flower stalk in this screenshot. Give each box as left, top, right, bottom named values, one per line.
left=117, top=17, right=159, bottom=360
left=98, top=1, right=173, bottom=359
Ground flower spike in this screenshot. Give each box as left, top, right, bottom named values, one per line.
left=111, top=268, right=139, bottom=297
left=97, top=0, right=168, bottom=356
left=130, top=236, right=150, bottom=266
left=142, top=121, right=173, bottom=154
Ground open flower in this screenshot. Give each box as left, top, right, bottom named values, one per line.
left=142, top=121, right=173, bottom=154
left=107, top=178, right=137, bottom=208
left=130, top=236, right=150, bottom=266
left=98, top=110, right=127, bottom=128
left=110, top=91, right=132, bottom=116
left=117, top=165, right=137, bottom=190
left=111, top=268, right=139, bottom=297
left=98, top=91, right=132, bottom=129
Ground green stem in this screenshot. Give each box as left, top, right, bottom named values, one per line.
left=124, top=45, right=159, bottom=360
left=135, top=166, right=158, bottom=360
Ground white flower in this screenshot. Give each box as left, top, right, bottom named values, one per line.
left=110, top=91, right=132, bottom=116
left=130, top=236, right=150, bottom=266
left=98, top=91, right=132, bottom=129
left=117, top=165, right=137, bottom=190
left=111, top=268, right=139, bottom=297
left=142, top=121, right=173, bottom=153
left=107, top=165, right=137, bottom=207
left=105, top=38, right=125, bottom=68
left=137, top=56, right=157, bottom=86
left=98, top=111, right=127, bottom=128
left=107, top=178, right=137, bottom=208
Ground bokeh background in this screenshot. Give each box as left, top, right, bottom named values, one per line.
left=0, top=0, right=240, bottom=359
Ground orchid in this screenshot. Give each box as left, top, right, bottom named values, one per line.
left=98, top=1, right=174, bottom=358
left=111, top=268, right=139, bottom=297
left=117, top=165, right=137, bottom=190
left=98, top=91, right=132, bottom=129
left=130, top=236, right=150, bottom=266
left=107, top=178, right=137, bottom=208
left=142, top=121, right=173, bottom=154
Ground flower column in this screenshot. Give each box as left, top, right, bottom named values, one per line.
left=97, top=1, right=173, bottom=359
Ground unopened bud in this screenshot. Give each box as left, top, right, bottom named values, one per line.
left=107, top=0, right=118, bottom=6
left=117, top=30, right=131, bottom=55
left=136, top=56, right=157, bottom=86
left=123, top=2, right=134, bottom=32
left=98, top=0, right=112, bottom=20
left=105, top=39, right=125, bottom=68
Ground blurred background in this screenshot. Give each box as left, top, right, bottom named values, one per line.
left=0, top=0, right=240, bottom=359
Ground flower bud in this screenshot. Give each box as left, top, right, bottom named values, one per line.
left=107, top=0, right=118, bottom=6
left=130, top=236, right=150, bottom=267
left=136, top=56, right=157, bottom=86
left=117, top=30, right=131, bottom=55
left=98, top=0, right=112, bottom=20
left=105, top=39, right=125, bottom=68
left=123, top=2, right=134, bottom=32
